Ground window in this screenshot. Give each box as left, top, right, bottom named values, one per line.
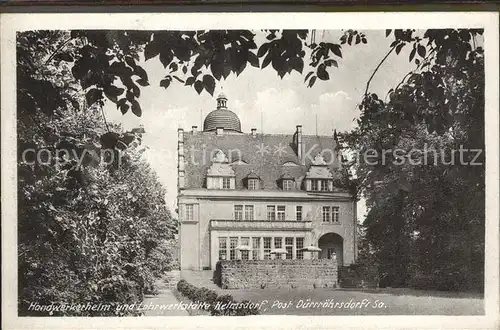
left=218, top=238, right=227, bottom=260
left=296, top=206, right=303, bottom=221
left=274, top=237, right=282, bottom=249
left=210, top=177, right=233, bottom=189
left=296, top=238, right=304, bottom=259
left=285, top=237, right=294, bottom=259
left=322, top=206, right=331, bottom=222
left=332, top=206, right=340, bottom=223
left=248, top=179, right=259, bottom=190
left=311, top=179, right=318, bottom=191
left=252, top=237, right=260, bottom=260
left=240, top=237, right=250, bottom=260
left=267, top=206, right=276, bottom=221
left=235, top=205, right=254, bottom=220
left=263, top=237, right=272, bottom=260
left=185, top=204, right=194, bottom=221
left=274, top=237, right=283, bottom=259
left=282, top=179, right=293, bottom=191
left=320, top=180, right=329, bottom=191
left=277, top=206, right=286, bottom=221
left=267, top=205, right=285, bottom=221
left=322, top=206, right=340, bottom=223
left=234, top=205, right=243, bottom=220
left=229, top=237, right=238, bottom=260
left=244, top=205, right=254, bottom=220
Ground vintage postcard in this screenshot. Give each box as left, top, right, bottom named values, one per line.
left=1, top=11, right=499, bottom=330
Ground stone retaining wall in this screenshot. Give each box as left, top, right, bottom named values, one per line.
left=214, top=259, right=338, bottom=289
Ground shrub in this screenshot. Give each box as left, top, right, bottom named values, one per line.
left=408, top=274, right=436, bottom=290
left=213, top=261, right=222, bottom=286
left=211, top=294, right=236, bottom=316
left=234, top=300, right=260, bottom=316
left=176, top=280, right=259, bottom=316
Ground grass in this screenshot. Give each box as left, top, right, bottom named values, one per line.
left=179, top=270, right=484, bottom=315
left=223, top=287, right=484, bottom=315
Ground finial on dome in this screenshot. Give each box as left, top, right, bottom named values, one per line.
left=217, top=88, right=228, bottom=109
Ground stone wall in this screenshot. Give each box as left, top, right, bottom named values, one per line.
left=214, top=259, right=338, bottom=289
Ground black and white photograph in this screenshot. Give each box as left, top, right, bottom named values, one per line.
left=1, top=11, right=499, bottom=330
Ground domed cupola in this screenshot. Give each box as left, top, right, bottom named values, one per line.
left=203, top=92, right=242, bottom=132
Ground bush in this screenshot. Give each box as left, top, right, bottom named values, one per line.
left=235, top=300, right=260, bottom=316
left=176, top=280, right=259, bottom=316
left=211, top=294, right=236, bottom=316
left=408, top=271, right=481, bottom=292
left=213, top=261, right=222, bottom=287
left=408, top=274, right=436, bottom=290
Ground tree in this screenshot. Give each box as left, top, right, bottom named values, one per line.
left=17, top=29, right=485, bottom=315
left=342, top=29, right=484, bottom=291
left=17, top=31, right=176, bottom=316
left=21, top=30, right=362, bottom=116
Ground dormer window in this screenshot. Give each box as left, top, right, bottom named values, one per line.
left=311, top=180, right=318, bottom=191
left=279, top=172, right=295, bottom=191
left=305, top=153, right=335, bottom=192
left=310, top=179, right=332, bottom=192
left=206, top=150, right=235, bottom=189
left=245, top=171, right=261, bottom=190
left=282, top=179, right=293, bottom=191
left=320, top=180, right=329, bottom=191
left=248, top=179, right=259, bottom=190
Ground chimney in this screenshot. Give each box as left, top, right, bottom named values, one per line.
left=192, top=125, right=198, bottom=134
left=216, top=127, right=224, bottom=136
left=251, top=128, right=257, bottom=136
left=296, top=125, right=303, bottom=160
left=177, top=128, right=185, bottom=190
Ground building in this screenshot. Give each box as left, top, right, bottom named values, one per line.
left=177, top=92, right=357, bottom=270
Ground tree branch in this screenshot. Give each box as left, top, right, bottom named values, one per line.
left=365, top=45, right=396, bottom=96
left=393, top=48, right=436, bottom=93
left=44, top=37, right=73, bottom=65
left=100, top=105, right=110, bottom=132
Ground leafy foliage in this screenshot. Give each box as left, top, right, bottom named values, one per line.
left=343, top=29, right=484, bottom=291
left=27, top=29, right=361, bottom=119
left=17, top=28, right=362, bottom=316
left=176, top=280, right=259, bottom=316
left=18, top=31, right=177, bottom=316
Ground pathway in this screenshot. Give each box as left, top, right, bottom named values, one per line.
left=142, top=272, right=189, bottom=316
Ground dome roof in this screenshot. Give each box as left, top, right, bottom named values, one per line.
left=203, top=109, right=242, bottom=132
left=203, top=92, right=241, bottom=132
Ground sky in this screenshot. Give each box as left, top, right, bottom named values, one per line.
left=103, top=29, right=415, bottom=220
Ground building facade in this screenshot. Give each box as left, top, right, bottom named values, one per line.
left=178, top=93, right=357, bottom=270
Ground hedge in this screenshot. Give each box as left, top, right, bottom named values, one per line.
left=176, top=280, right=259, bottom=316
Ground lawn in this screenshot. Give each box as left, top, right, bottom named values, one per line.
left=180, top=271, right=484, bottom=315
left=224, top=287, right=484, bottom=315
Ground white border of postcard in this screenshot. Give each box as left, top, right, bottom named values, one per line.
left=1, top=11, right=499, bottom=330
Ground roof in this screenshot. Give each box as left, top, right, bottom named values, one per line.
left=245, top=170, right=260, bottom=179
left=203, top=109, right=242, bottom=132
left=278, top=172, right=295, bottom=180
left=182, top=131, right=346, bottom=190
